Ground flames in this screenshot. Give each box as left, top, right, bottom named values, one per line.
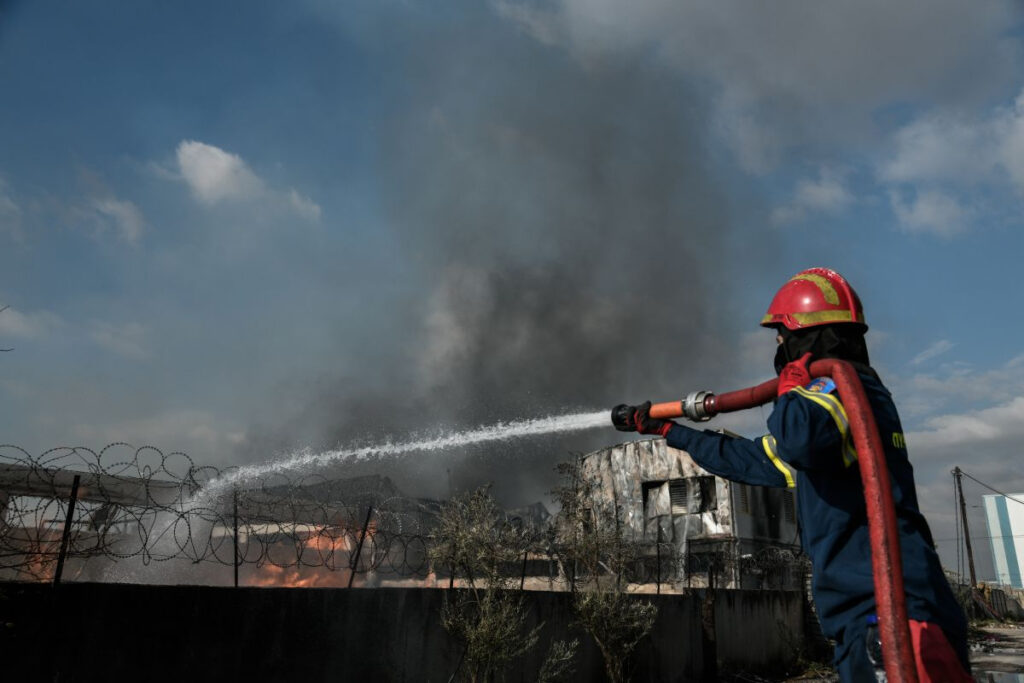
left=244, top=524, right=374, bottom=588
left=2, top=526, right=63, bottom=582
left=247, top=563, right=354, bottom=588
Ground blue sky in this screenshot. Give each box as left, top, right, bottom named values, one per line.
left=2, top=0, right=1023, bottom=578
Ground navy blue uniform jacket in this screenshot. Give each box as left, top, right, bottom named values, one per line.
left=664, top=372, right=967, bottom=665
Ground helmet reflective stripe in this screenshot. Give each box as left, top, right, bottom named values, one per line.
left=760, top=309, right=865, bottom=326
left=790, top=272, right=840, bottom=305
left=791, top=386, right=859, bottom=467
left=760, top=435, right=796, bottom=488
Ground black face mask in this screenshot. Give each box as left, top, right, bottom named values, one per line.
left=774, top=342, right=791, bottom=375
left=773, top=324, right=875, bottom=378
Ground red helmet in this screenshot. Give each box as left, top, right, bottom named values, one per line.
left=761, top=267, right=866, bottom=331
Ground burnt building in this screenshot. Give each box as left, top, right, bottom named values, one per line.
left=579, top=436, right=803, bottom=590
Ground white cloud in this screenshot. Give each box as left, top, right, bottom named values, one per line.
left=888, top=189, right=968, bottom=237
left=998, top=90, right=1024, bottom=191
left=91, top=197, right=145, bottom=244
left=173, top=140, right=322, bottom=221
left=880, top=105, right=1022, bottom=188
left=909, top=396, right=1024, bottom=453
left=772, top=168, right=853, bottom=225
left=890, top=352, right=1024, bottom=419
left=0, top=179, right=24, bottom=242
left=491, top=0, right=561, bottom=46
left=876, top=88, right=1024, bottom=230
left=880, top=117, right=996, bottom=185
left=0, top=305, right=62, bottom=340
left=176, top=140, right=263, bottom=204
left=288, top=189, right=322, bottom=222
left=89, top=321, right=150, bottom=360
left=910, top=339, right=956, bottom=366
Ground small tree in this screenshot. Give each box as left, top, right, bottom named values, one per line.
left=430, top=486, right=576, bottom=682
left=551, top=459, right=657, bottom=683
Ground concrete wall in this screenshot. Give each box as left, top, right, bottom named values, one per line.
left=0, top=583, right=806, bottom=682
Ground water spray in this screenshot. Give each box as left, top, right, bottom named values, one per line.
left=201, top=410, right=609, bottom=500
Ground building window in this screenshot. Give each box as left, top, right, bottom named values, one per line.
left=669, top=480, right=688, bottom=514
left=643, top=477, right=719, bottom=516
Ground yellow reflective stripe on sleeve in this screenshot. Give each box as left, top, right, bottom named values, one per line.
left=790, top=386, right=859, bottom=467
left=760, top=435, right=796, bottom=488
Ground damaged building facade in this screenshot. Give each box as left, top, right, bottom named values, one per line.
left=580, top=436, right=804, bottom=590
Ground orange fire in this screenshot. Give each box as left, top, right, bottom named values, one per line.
left=246, top=563, right=354, bottom=588
left=244, top=524, right=377, bottom=588
left=7, top=526, right=64, bottom=582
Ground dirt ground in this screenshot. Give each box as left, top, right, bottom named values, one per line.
left=970, top=623, right=1024, bottom=680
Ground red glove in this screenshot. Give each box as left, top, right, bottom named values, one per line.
left=777, top=352, right=812, bottom=396
left=611, top=401, right=673, bottom=437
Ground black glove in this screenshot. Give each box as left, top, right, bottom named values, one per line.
left=611, top=401, right=672, bottom=436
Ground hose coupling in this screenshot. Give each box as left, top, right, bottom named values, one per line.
left=682, top=391, right=714, bottom=422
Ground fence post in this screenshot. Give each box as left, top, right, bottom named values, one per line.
left=701, top=564, right=717, bottom=682
left=53, top=474, right=81, bottom=586
left=520, top=549, right=528, bottom=591
left=233, top=489, right=240, bottom=588
left=656, top=541, right=662, bottom=595
left=347, top=505, right=374, bottom=589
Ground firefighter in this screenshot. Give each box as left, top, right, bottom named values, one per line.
left=614, top=267, right=972, bottom=682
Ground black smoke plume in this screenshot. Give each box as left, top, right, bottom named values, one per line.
left=238, top=2, right=776, bottom=505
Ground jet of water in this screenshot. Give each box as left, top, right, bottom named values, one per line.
left=200, top=410, right=610, bottom=501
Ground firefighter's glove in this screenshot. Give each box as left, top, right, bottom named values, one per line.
left=611, top=401, right=672, bottom=437
left=777, top=352, right=813, bottom=396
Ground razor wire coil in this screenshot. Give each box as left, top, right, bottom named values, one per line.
left=0, top=444, right=441, bottom=583
left=0, top=444, right=807, bottom=589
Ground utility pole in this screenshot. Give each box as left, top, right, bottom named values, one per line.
left=953, top=467, right=977, bottom=588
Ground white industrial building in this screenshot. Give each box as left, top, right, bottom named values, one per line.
left=983, top=493, right=1024, bottom=589
left=580, top=437, right=802, bottom=590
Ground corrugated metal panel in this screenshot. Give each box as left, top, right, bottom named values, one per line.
left=738, top=484, right=750, bottom=515
left=670, top=480, right=688, bottom=514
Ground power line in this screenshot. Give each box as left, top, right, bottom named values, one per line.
left=956, top=469, right=1024, bottom=507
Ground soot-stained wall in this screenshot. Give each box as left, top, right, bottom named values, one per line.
left=580, top=438, right=802, bottom=589
left=0, top=583, right=805, bottom=682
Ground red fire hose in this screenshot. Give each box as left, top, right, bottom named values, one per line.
left=648, top=359, right=918, bottom=683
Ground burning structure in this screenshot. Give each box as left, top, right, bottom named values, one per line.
left=578, top=436, right=803, bottom=590
left=0, top=445, right=555, bottom=589
left=1, top=437, right=801, bottom=592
